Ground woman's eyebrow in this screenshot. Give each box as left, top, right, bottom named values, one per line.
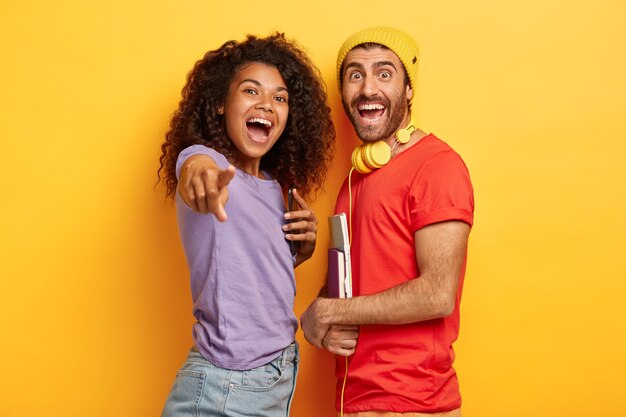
left=238, top=79, right=288, bottom=93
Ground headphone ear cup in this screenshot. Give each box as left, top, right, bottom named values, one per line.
left=395, top=124, right=415, bottom=144
left=352, top=141, right=392, bottom=174
left=351, top=145, right=373, bottom=174
left=362, top=141, right=391, bottom=169
left=396, top=128, right=411, bottom=144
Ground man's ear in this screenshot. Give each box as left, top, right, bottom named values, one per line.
left=217, top=105, right=224, bottom=115
left=406, top=85, right=413, bottom=102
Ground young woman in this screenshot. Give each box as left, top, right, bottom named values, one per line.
left=157, top=33, right=335, bottom=417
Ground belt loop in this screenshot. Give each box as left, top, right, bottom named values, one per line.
left=280, top=345, right=287, bottom=368
left=281, top=342, right=295, bottom=367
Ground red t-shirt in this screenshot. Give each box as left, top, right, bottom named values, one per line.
left=334, top=134, right=474, bottom=413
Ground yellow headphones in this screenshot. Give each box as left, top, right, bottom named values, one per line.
left=351, top=117, right=417, bottom=174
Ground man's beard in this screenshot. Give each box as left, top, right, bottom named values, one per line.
left=342, top=91, right=408, bottom=143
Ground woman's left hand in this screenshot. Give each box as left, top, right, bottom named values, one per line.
left=283, top=188, right=317, bottom=266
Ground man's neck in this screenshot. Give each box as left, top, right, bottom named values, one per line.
left=383, top=112, right=426, bottom=156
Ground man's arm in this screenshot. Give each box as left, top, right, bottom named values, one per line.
left=300, top=220, right=470, bottom=348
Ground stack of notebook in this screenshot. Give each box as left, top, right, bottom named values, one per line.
left=328, top=213, right=352, bottom=299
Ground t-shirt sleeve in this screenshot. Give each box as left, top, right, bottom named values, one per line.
left=175, top=145, right=230, bottom=180
left=409, top=149, right=474, bottom=232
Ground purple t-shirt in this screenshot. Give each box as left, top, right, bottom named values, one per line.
left=175, top=145, right=298, bottom=370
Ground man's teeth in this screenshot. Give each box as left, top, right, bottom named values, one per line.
left=249, top=117, right=272, bottom=127
left=358, top=103, right=385, bottom=110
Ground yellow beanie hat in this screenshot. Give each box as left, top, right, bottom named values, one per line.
left=336, top=26, right=419, bottom=92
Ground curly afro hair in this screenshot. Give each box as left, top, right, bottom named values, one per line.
left=158, top=32, right=335, bottom=200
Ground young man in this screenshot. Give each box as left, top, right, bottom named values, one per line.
left=300, top=27, right=474, bottom=416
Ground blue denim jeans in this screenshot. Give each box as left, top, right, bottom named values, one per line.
left=161, top=343, right=299, bottom=417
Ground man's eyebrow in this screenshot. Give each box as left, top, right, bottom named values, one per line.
left=344, top=61, right=398, bottom=72
left=238, top=78, right=288, bottom=93
left=373, top=61, right=397, bottom=70
left=344, top=62, right=365, bottom=72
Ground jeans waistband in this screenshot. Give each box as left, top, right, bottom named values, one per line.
left=190, top=342, right=299, bottom=367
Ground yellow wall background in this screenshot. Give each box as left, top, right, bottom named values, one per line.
left=1, top=1, right=625, bottom=416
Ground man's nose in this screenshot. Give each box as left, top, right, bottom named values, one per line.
left=360, top=75, right=378, bottom=97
